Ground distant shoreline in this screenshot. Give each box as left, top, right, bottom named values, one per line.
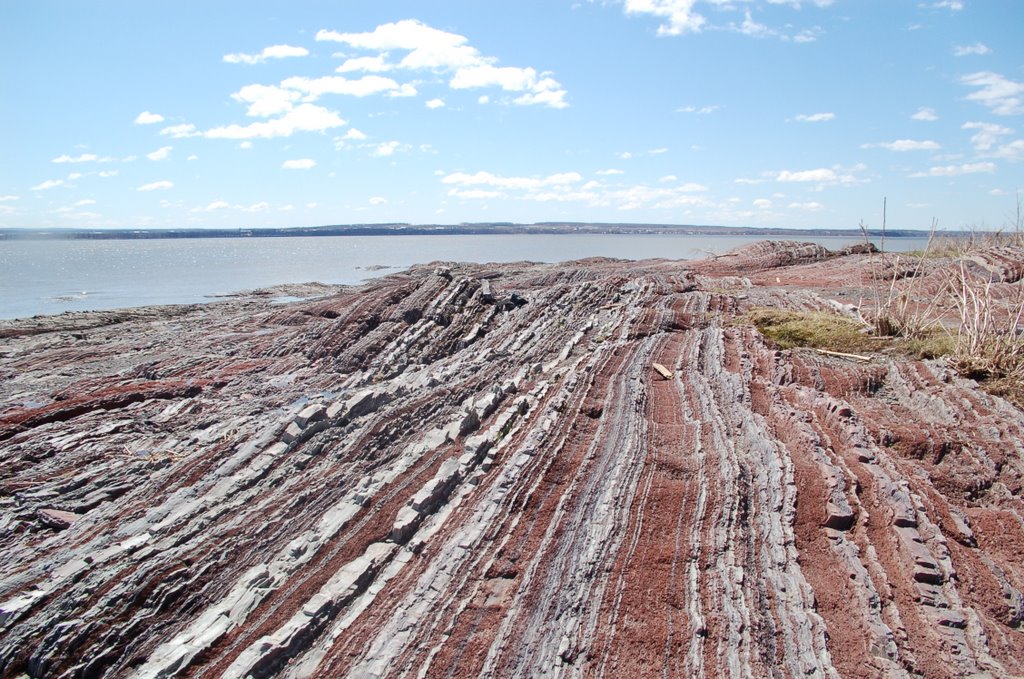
left=0, top=222, right=944, bottom=241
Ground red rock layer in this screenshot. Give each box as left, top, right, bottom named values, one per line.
left=0, top=243, right=1021, bottom=678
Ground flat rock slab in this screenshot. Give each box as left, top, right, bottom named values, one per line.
left=36, top=509, right=82, bottom=530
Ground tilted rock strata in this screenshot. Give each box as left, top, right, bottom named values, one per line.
left=0, top=243, right=1022, bottom=678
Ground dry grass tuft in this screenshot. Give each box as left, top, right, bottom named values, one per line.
left=949, top=261, right=1024, bottom=385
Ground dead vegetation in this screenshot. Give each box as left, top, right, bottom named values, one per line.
left=948, top=259, right=1024, bottom=407
left=765, top=198, right=1024, bottom=407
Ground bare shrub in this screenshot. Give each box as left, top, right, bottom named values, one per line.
left=858, top=216, right=944, bottom=339
left=949, top=261, right=1024, bottom=384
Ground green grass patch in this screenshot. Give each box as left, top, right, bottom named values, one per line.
left=744, top=308, right=879, bottom=353
left=743, top=308, right=958, bottom=362
left=903, top=329, right=955, bottom=360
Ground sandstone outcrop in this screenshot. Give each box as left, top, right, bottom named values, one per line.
left=1, top=242, right=1022, bottom=678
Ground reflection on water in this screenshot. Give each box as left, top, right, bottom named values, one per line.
left=0, top=233, right=932, bottom=320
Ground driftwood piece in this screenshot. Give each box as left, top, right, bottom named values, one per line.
left=814, top=348, right=872, bottom=362
left=652, top=362, right=674, bottom=379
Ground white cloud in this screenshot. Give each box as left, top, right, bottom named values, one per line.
left=205, top=104, right=346, bottom=139
left=514, top=85, right=567, bottom=108
left=617, top=151, right=633, bottom=160
left=281, top=74, right=404, bottom=99
left=767, top=0, right=836, bottom=7
left=74, top=199, right=96, bottom=206
left=51, top=153, right=112, bottom=163
left=389, top=83, right=418, bottom=98
left=66, top=172, right=82, bottom=180
left=98, top=170, right=118, bottom=178
left=317, top=19, right=568, bottom=108
left=624, top=1, right=830, bottom=39
left=954, top=42, right=991, bottom=57
left=861, top=139, right=941, bottom=151
left=529, top=189, right=604, bottom=203
left=648, top=147, right=669, bottom=155
left=440, top=169, right=710, bottom=211
left=659, top=175, right=678, bottom=182
left=0, top=195, right=18, bottom=201
left=962, top=121, right=1013, bottom=150
left=593, top=184, right=709, bottom=210
left=451, top=64, right=568, bottom=109
left=912, top=107, right=938, bottom=121
left=187, top=154, right=198, bottom=161
left=240, top=201, right=269, bottom=212
left=734, top=177, right=767, bottom=185
left=280, top=204, right=296, bottom=211
left=137, top=180, right=174, bottom=191
left=791, top=28, right=823, bottom=44
left=224, top=44, right=309, bottom=65
left=448, top=188, right=506, bottom=200
left=478, top=95, right=490, bottom=104
left=282, top=158, right=316, bottom=169
left=31, top=179, right=64, bottom=190
left=317, top=20, right=481, bottom=69
left=450, top=64, right=535, bottom=91
left=624, top=0, right=706, bottom=36
left=443, top=170, right=583, bottom=190
left=774, top=165, right=863, bottom=187
left=53, top=208, right=100, bottom=220
left=231, top=84, right=302, bottom=117
left=239, top=141, right=253, bottom=149
left=776, top=168, right=836, bottom=183
left=728, top=7, right=827, bottom=42
left=737, top=10, right=772, bottom=38
left=788, top=201, right=824, bottom=211
left=962, top=71, right=1024, bottom=116
left=260, top=45, right=309, bottom=60
left=596, top=169, right=624, bottom=175
left=677, top=104, right=719, bottom=114
left=992, top=139, right=1024, bottom=162
left=160, top=123, right=201, bottom=138
left=910, top=162, right=996, bottom=178
left=192, top=201, right=231, bottom=212
left=426, top=98, right=445, bottom=109
left=344, top=128, right=367, bottom=140
left=134, top=111, right=165, bottom=125
left=336, top=55, right=394, bottom=72
left=753, top=198, right=772, bottom=208
left=927, top=1, right=963, bottom=10
left=53, top=153, right=94, bottom=163
left=147, top=146, right=173, bottom=161
left=368, top=196, right=387, bottom=205
left=793, top=112, right=835, bottom=123
left=373, top=141, right=401, bottom=157
left=989, top=188, right=1008, bottom=196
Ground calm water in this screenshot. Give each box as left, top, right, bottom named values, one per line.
left=0, top=234, right=931, bottom=320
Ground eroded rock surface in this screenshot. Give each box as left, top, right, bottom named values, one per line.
left=1, top=243, right=1022, bottom=678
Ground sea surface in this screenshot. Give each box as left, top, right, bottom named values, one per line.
left=0, top=233, right=932, bottom=320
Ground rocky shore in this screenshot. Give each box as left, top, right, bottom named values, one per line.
left=1, top=241, right=1022, bottom=678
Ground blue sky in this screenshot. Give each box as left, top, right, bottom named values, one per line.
left=1, top=0, right=1022, bottom=231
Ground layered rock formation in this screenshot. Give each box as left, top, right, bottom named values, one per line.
left=1, top=243, right=1022, bottom=678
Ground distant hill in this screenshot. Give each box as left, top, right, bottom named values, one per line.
left=0, top=222, right=945, bottom=241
